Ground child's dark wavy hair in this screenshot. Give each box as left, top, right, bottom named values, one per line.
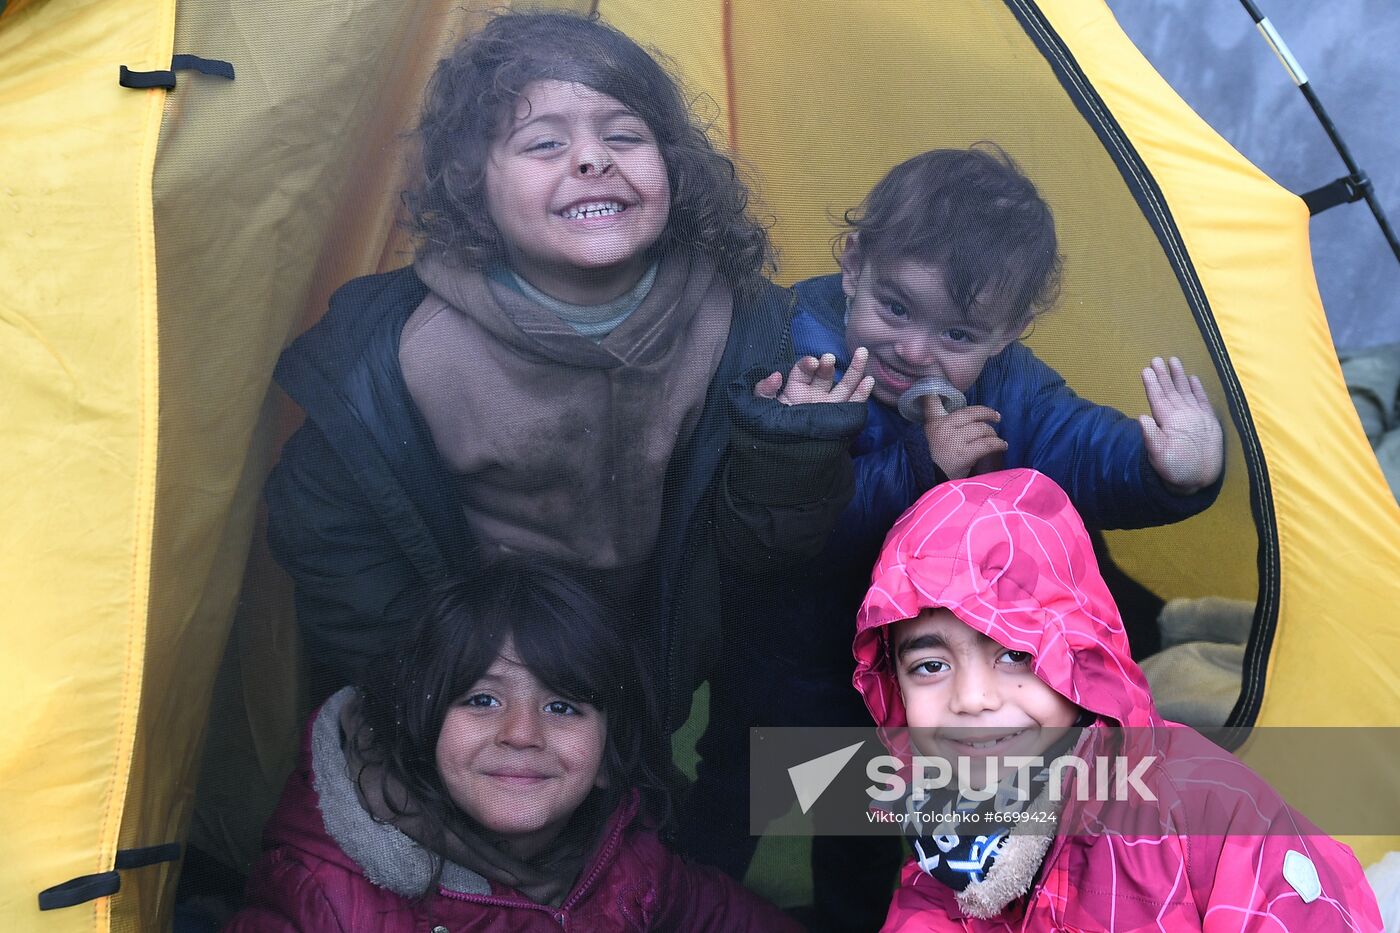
left=404, top=10, right=774, bottom=291
left=843, top=143, right=1063, bottom=323
left=355, top=562, right=681, bottom=862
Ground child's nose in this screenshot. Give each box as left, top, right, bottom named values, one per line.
left=576, top=142, right=614, bottom=177
left=497, top=706, right=545, bottom=748
left=948, top=666, right=1001, bottom=715
left=894, top=333, right=939, bottom=371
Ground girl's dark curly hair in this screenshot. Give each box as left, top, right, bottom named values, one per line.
left=355, top=562, right=682, bottom=870
left=842, top=143, right=1063, bottom=324
left=405, top=10, right=774, bottom=291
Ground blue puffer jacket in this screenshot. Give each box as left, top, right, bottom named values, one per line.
left=765, top=274, right=1222, bottom=665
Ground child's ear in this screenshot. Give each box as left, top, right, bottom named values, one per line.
left=838, top=236, right=864, bottom=297
left=995, top=315, right=1035, bottom=354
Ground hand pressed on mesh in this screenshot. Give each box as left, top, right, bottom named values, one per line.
left=754, top=346, right=875, bottom=406
left=1138, top=355, right=1224, bottom=495
left=922, top=398, right=1007, bottom=481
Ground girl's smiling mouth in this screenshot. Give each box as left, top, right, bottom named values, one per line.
left=558, top=199, right=629, bottom=220
left=939, top=728, right=1031, bottom=753
left=483, top=770, right=556, bottom=786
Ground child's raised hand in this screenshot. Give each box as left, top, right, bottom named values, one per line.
left=922, top=399, right=1008, bottom=480
left=754, top=347, right=875, bottom=406
left=1138, top=356, right=1224, bottom=495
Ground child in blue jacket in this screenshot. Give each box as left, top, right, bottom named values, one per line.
left=682, top=145, right=1225, bottom=931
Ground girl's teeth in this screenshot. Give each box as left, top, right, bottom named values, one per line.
left=563, top=202, right=624, bottom=219
left=962, top=731, right=1022, bottom=749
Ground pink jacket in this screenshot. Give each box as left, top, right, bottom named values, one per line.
left=853, top=469, right=1381, bottom=932
left=225, top=691, right=799, bottom=932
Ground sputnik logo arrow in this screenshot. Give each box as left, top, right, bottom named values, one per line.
left=788, top=741, right=865, bottom=814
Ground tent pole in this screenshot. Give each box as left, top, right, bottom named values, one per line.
left=1237, top=0, right=1400, bottom=265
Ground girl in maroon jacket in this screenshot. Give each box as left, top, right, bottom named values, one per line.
left=226, top=564, right=799, bottom=932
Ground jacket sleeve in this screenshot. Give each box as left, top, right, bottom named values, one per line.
left=999, top=347, right=1222, bottom=531
left=1189, top=831, right=1382, bottom=931
left=1171, top=744, right=1384, bottom=932
left=840, top=417, right=942, bottom=559
left=714, top=366, right=867, bottom=571
left=264, top=421, right=431, bottom=691
left=224, top=849, right=351, bottom=933
left=651, top=847, right=805, bottom=933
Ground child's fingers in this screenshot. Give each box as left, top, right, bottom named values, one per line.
left=837, top=347, right=870, bottom=390
left=831, top=348, right=870, bottom=400
left=1188, top=374, right=1212, bottom=409
left=1156, top=357, right=1187, bottom=403
left=812, top=353, right=838, bottom=389
left=944, top=437, right=1008, bottom=478
left=850, top=375, right=876, bottom=404
left=1168, top=356, right=1193, bottom=395
left=955, top=419, right=1003, bottom=444
left=942, top=405, right=1001, bottom=427
left=922, top=394, right=950, bottom=419
left=968, top=436, right=1010, bottom=458
left=784, top=356, right=819, bottom=389
left=1142, top=360, right=1174, bottom=417
left=753, top=371, right=784, bottom=400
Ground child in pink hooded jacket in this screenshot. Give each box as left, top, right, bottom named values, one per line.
left=853, top=468, right=1381, bottom=931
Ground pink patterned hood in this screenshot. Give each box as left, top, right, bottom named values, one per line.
left=853, top=469, right=1159, bottom=732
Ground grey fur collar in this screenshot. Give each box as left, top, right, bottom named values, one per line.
left=954, top=793, right=1055, bottom=920
left=311, top=688, right=490, bottom=898
left=955, top=831, right=1053, bottom=919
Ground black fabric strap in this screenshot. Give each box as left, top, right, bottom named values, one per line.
left=115, top=842, right=182, bottom=870
left=119, top=54, right=235, bottom=89
left=38, top=843, right=182, bottom=910
left=37, top=872, right=119, bottom=911
left=1302, top=172, right=1370, bottom=215
left=119, top=65, right=176, bottom=89
left=171, top=54, right=235, bottom=80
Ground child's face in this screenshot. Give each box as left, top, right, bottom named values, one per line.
left=892, top=609, right=1079, bottom=766
left=436, top=637, right=608, bottom=859
left=484, top=80, right=670, bottom=304
left=840, top=244, right=1022, bottom=408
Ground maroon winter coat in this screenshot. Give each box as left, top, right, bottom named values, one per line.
left=225, top=691, right=800, bottom=932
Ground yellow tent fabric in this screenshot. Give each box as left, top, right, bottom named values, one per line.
left=1, top=1, right=170, bottom=931
left=2, top=0, right=1396, bottom=929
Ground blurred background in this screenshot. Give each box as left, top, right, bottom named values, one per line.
left=1107, top=0, right=1400, bottom=352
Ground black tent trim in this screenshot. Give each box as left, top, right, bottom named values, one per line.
left=1002, top=0, right=1279, bottom=729
left=37, top=843, right=182, bottom=910
left=119, top=54, right=234, bottom=90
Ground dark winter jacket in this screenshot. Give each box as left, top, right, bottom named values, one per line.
left=225, top=690, right=803, bottom=933
left=265, top=266, right=863, bottom=723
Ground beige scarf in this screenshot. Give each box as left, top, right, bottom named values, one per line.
left=400, top=250, right=733, bottom=569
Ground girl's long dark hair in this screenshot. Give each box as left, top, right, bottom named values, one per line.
left=356, top=562, right=681, bottom=856
left=403, top=10, right=774, bottom=292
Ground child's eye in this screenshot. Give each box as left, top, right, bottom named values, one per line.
left=544, top=699, right=583, bottom=716
left=604, top=132, right=645, bottom=145
left=945, top=327, right=974, bottom=343
left=883, top=300, right=910, bottom=319
left=997, top=650, right=1033, bottom=666
left=523, top=139, right=565, bottom=154
left=910, top=659, right=950, bottom=676
left=462, top=693, right=500, bottom=708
